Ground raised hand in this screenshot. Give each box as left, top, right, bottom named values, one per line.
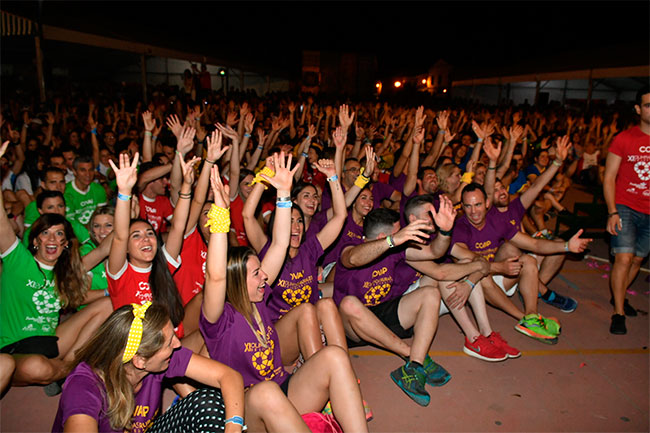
left=166, top=114, right=183, bottom=139
left=509, top=124, right=524, bottom=143
left=436, top=110, right=450, bottom=131
left=338, top=104, right=355, bottom=130
left=209, top=165, right=230, bottom=209
left=0, top=140, right=9, bottom=159
left=180, top=154, right=201, bottom=185
left=412, top=125, right=425, bottom=145
left=430, top=195, right=456, bottom=232
left=108, top=152, right=140, bottom=194
left=215, top=122, right=239, bottom=143
left=226, top=111, right=239, bottom=127
left=206, top=130, right=229, bottom=162
left=483, top=136, right=502, bottom=162
left=555, top=135, right=572, bottom=162
left=46, top=112, right=55, bottom=126
left=567, top=229, right=592, bottom=253
left=363, top=145, right=376, bottom=177
left=307, top=124, right=317, bottom=138
left=142, top=110, right=155, bottom=131
left=312, top=158, right=336, bottom=178
left=244, top=112, right=256, bottom=133
left=261, top=151, right=298, bottom=193
left=332, top=125, right=347, bottom=148
left=393, top=219, right=431, bottom=246
left=414, top=105, right=426, bottom=128
left=177, top=127, right=196, bottom=156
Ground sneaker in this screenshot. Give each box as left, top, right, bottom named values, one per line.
left=542, top=316, right=562, bottom=335
left=422, top=354, right=451, bottom=386
left=390, top=362, right=430, bottom=406
left=44, top=380, right=63, bottom=397
left=487, top=332, right=521, bottom=359
left=610, top=314, right=627, bottom=335
left=540, top=290, right=577, bottom=313
left=610, top=297, right=637, bottom=317
left=515, top=314, right=559, bottom=344
left=463, top=335, right=507, bottom=362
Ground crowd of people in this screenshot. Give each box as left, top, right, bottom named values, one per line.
left=0, top=75, right=648, bottom=432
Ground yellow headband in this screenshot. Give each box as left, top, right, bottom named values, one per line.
left=122, top=301, right=152, bottom=363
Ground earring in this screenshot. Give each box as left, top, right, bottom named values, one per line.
left=34, top=245, right=39, bottom=251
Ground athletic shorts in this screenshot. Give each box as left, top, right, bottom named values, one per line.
left=368, top=296, right=414, bottom=339
left=0, top=335, right=59, bottom=358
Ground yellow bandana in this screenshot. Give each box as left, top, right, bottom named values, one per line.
left=249, top=166, right=275, bottom=190
left=205, top=204, right=231, bottom=234
left=122, top=302, right=152, bottom=363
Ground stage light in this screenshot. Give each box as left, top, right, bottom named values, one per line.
left=394, top=81, right=401, bottom=88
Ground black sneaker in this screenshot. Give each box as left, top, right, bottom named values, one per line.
left=610, top=314, right=627, bottom=335
left=610, top=297, right=637, bottom=317
left=44, top=380, right=63, bottom=397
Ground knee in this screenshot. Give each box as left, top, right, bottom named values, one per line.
left=520, top=254, right=537, bottom=269
left=419, top=285, right=441, bottom=307
left=339, top=296, right=363, bottom=319
left=615, top=254, right=634, bottom=267
left=319, top=345, right=350, bottom=366
left=632, top=256, right=645, bottom=267
left=316, top=298, right=338, bottom=316
left=87, top=297, right=113, bottom=317
left=0, top=354, right=16, bottom=376
left=15, top=355, right=54, bottom=385
left=295, top=303, right=318, bottom=324
left=247, top=381, right=285, bottom=412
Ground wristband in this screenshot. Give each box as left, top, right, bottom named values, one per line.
left=608, top=212, right=619, bottom=217
left=244, top=133, right=252, bottom=138
left=564, top=241, right=569, bottom=253
left=354, top=168, right=370, bottom=189
left=144, top=131, right=152, bottom=136
left=205, top=204, right=231, bottom=234
left=257, top=145, right=264, bottom=150
left=477, top=138, right=484, bottom=143
left=276, top=196, right=291, bottom=202
left=386, top=235, right=395, bottom=248
left=552, top=159, right=562, bottom=167
left=438, top=130, right=445, bottom=135
left=152, top=135, right=158, bottom=141
left=117, top=192, right=131, bottom=201
left=301, top=152, right=309, bottom=158
left=438, top=228, right=452, bottom=237
left=91, top=128, right=98, bottom=136
left=460, top=171, right=474, bottom=184
left=178, top=192, right=192, bottom=199
left=488, top=165, right=497, bottom=170
left=205, top=159, right=217, bottom=165
left=276, top=200, right=292, bottom=208
left=327, top=174, right=339, bottom=182
left=225, top=416, right=246, bottom=430
left=464, top=278, right=476, bottom=289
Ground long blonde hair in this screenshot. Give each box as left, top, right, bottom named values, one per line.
left=72, top=304, right=169, bottom=431
left=226, top=246, right=257, bottom=322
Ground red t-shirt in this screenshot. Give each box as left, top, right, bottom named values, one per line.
left=609, top=125, right=650, bottom=214
left=106, top=246, right=184, bottom=337
left=230, top=195, right=250, bottom=247
left=174, top=226, right=208, bottom=305
left=139, top=193, right=174, bottom=233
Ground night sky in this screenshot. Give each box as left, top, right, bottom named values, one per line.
left=2, top=1, right=648, bottom=80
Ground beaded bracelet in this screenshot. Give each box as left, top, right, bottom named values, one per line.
left=204, top=204, right=230, bottom=233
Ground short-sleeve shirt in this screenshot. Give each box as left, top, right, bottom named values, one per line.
left=200, top=293, right=286, bottom=389
left=51, top=347, right=193, bottom=433
left=496, top=196, right=526, bottom=230
left=321, top=211, right=364, bottom=266
left=80, top=241, right=108, bottom=293
left=259, top=236, right=323, bottom=322
left=173, top=226, right=208, bottom=305
left=139, top=193, right=174, bottom=234
left=333, top=236, right=407, bottom=306
left=106, top=245, right=180, bottom=309
left=450, top=206, right=518, bottom=262
left=22, top=200, right=40, bottom=228
left=608, top=125, right=650, bottom=215
left=0, top=239, right=60, bottom=349
left=371, top=181, right=397, bottom=209
left=64, top=181, right=107, bottom=225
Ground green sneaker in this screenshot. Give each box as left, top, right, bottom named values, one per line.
left=390, top=361, right=430, bottom=406
left=515, top=314, right=558, bottom=344
left=542, top=316, right=561, bottom=335
left=423, top=354, right=451, bottom=386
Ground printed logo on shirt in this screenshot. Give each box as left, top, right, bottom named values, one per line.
left=510, top=219, right=516, bottom=226
left=281, top=284, right=312, bottom=308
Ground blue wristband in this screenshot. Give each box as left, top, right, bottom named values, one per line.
left=91, top=128, right=97, bottom=136
left=301, top=152, right=309, bottom=158
left=117, top=192, right=131, bottom=201
left=225, top=416, right=245, bottom=429
left=464, top=278, right=476, bottom=289
left=244, top=133, right=251, bottom=138
left=327, top=174, right=339, bottom=182
left=276, top=200, right=292, bottom=208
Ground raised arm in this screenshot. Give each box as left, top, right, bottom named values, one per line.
left=313, top=158, right=347, bottom=250
left=202, top=165, right=231, bottom=323
left=405, top=196, right=457, bottom=261
left=141, top=110, right=156, bottom=163
left=519, top=135, right=571, bottom=209
left=163, top=154, right=201, bottom=259
left=259, top=152, right=299, bottom=284
left=342, top=144, right=375, bottom=209
left=88, top=112, right=100, bottom=168
left=170, top=126, right=196, bottom=207
left=242, top=163, right=270, bottom=253
left=402, top=125, right=424, bottom=197
left=483, top=137, right=503, bottom=201
left=107, top=152, right=140, bottom=275
left=0, top=142, right=17, bottom=253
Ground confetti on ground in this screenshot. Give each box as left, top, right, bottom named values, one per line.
left=601, top=274, right=608, bottom=279
left=627, top=290, right=637, bottom=295
left=587, top=261, right=599, bottom=269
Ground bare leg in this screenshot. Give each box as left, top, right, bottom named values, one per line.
left=315, top=298, right=347, bottom=351
left=396, top=283, right=440, bottom=363
left=437, top=280, right=481, bottom=341
left=245, top=381, right=309, bottom=433
left=288, top=346, right=368, bottom=433
left=610, top=253, right=636, bottom=315
left=466, top=281, right=495, bottom=336
left=481, top=276, right=524, bottom=320
left=0, top=354, right=16, bottom=396
left=518, top=254, right=541, bottom=316
left=56, top=297, right=113, bottom=361
left=274, top=303, right=322, bottom=366
left=319, top=282, right=334, bottom=298
left=11, top=355, right=69, bottom=386
left=338, top=296, right=410, bottom=358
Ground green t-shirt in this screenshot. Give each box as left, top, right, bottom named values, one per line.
left=0, top=239, right=61, bottom=349
left=23, top=200, right=40, bottom=228
left=22, top=218, right=90, bottom=248
left=64, top=181, right=107, bottom=225
left=79, top=241, right=107, bottom=293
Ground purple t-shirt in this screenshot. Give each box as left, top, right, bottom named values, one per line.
left=321, top=212, right=364, bottom=266
left=333, top=235, right=407, bottom=306
left=320, top=184, right=347, bottom=213
left=392, top=260, right=422, bottom=294
left=496, top=196, right=526, bottom=230
left=450, top=205, right=518, bottom=262
left=259, top=236, right=324, bottom=321
left=199, top=292, right=286, bottom=389
left=305, top=209, right=328, bottom=240
left=51, top=347, right=192, bottom=433
left=389, top=172, right=407, bottom=192
left=371, top=182, right=397, bottom=209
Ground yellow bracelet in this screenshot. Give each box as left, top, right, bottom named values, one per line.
left=205, top=204, right=231, bottom=234
left=354, top=167, right=370, bottom=189
left=249, top=166, right=275, bottom=190
left=461, top=171, right=475, bottom=184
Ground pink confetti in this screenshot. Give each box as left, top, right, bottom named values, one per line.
left=600, top=264, right=611, bottom=271
left=601, top=274, right=608, bottom=279
left=627, top=290, right=637, bottom=295
left=587, top=261, right=599, bottom=269
left=645, top=291, right=650, bottom=295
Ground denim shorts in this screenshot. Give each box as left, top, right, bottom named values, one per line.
left=610, top=204, right=650, bottom=257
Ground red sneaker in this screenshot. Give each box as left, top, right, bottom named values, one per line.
left=463, top=335, right=507, bottom=362
left=487, top=332, right=521, bottom=359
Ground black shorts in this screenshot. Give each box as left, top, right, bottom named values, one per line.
left=279, top=373, right=293, bottom=396
left=0, top=336, right=60, bottom=359
left=368, top=296, right=414, bottom=339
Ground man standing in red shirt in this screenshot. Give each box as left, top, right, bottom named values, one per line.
left=604, top=86, right=650, bottom=334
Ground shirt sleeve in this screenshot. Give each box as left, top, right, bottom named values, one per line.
left=58, top=373, right=104, bottom=428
